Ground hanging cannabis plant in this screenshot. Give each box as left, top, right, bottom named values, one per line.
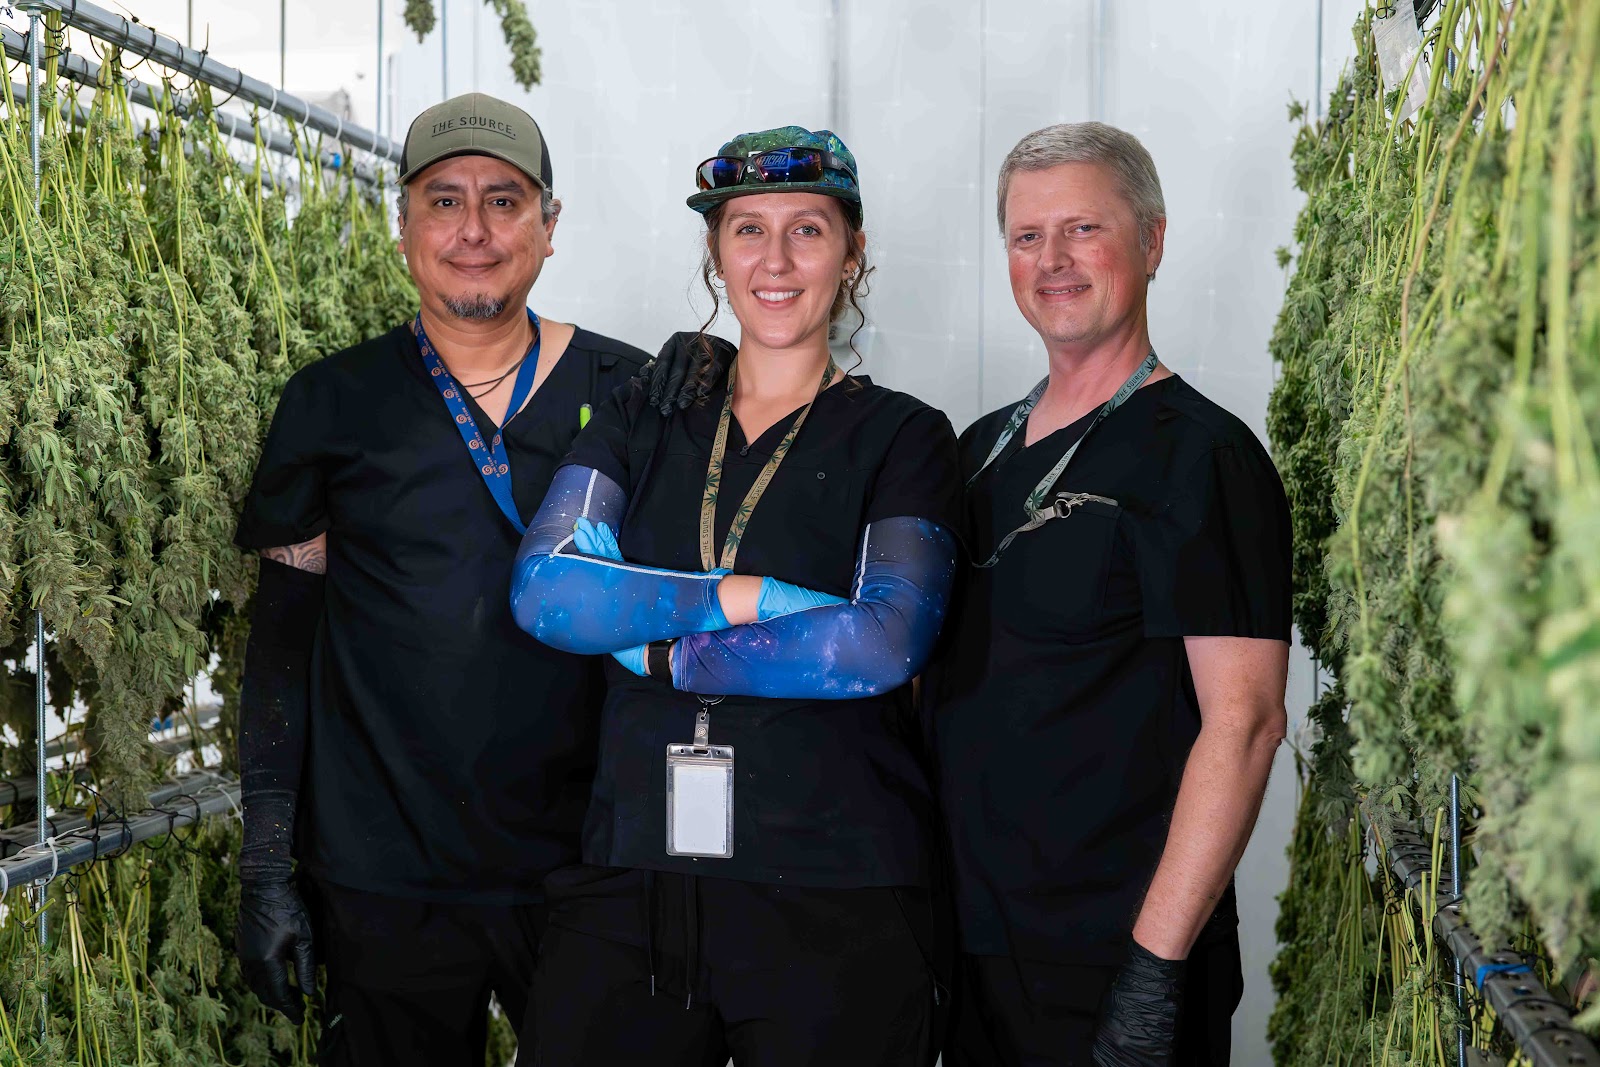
left=404, top=0, right=544, bottom=90
left=1268, top=0, right=1599, bottom=1060
left=0, top=22, right=426, bottom=1062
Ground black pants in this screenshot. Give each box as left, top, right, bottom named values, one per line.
left=945, top=935, right=1243, bottom=1067
left=523, top=866, right=946, bottom=1067
left=309, top=880, right=546, bottom=1067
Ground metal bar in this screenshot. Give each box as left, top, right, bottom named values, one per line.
left=827, top=0, right=842, bottom=133
left=1386, top=822, right=1600, bottom=1067
left=1315, top=0, right=1325, bottom=120
left=13, top=0, right=401, bottom=161
left=0, top=771, right=230, bottom=855
left=0, top=777, right=240, bottom=895
left=22, top=7, right=49, bottom=1039
left=376, top=0, right=384, bottom=139
left=1, top=26, right=382, bottom=185
left=1091, top=0, right=1107, bottom=121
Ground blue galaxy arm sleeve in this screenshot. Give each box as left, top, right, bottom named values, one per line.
left=510, top=465, right=731, bottom=654
left=670, top=517, right=957, bottom=699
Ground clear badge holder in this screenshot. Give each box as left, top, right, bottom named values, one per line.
left=665, top=698, right=734, bottom=859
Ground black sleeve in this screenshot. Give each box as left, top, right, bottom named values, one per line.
left=864, top=405, right=963, bottom=529
left=237, top=558, right=324, bottom=883
left=1137, top=440, right=1292, bottom=640
left=563, top=376, right=647, bottom=492
left=236, top=369, right=333, bottom=550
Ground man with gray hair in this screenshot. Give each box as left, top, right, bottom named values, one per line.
left=229, top=92, right=688, bottom=1064
left=931, top=122, right=1291, bottom=1065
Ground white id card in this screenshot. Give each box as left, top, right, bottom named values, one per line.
left=665, top=744, right=734, bottom=858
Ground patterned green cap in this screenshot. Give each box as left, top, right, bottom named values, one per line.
left=686, top=126, right=861, bottom=215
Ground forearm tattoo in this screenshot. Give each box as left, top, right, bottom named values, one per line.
left=262, top=533, right=327, bottom=574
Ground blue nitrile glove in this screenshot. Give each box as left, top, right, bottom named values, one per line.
left=573, top=516, right=623, bottom=560
left=612, top=644, right=648, bottom=676
left=756, top=577, right=848, bottom=621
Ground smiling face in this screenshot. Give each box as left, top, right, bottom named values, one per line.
left=396, top=154, right=554, bottom=325
left=1003, top=162, right=1165, bottom=356
left=712, top=192, right=864, bottom=356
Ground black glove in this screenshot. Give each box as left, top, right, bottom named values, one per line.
left=1091, top=941, right=1186, bottom=1067
left=237, top=877, right=316, bottom=1023
left=637, top=332, right=733, bottom=417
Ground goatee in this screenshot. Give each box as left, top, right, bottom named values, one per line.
left=443, top=293, right=508, bottom=320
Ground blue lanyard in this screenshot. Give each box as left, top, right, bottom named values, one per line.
left=413, top=310, right=543, bottom=534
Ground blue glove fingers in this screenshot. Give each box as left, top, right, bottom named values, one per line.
left=573, top=517, right=623, bottom=560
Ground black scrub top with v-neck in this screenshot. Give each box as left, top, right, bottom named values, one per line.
left=236, top=321, right=649, bottom=904
left=929, top=374, right=1291, bottom=966
left=564, top=356, right=961, bottom=889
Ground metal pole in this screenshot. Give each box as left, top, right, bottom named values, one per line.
left=1091, top=0, right=1107, bottom=121
left=975, top=0, right=987, bottom=415
left=32, top=615, right=46, bottom=1043
left=279, top=0, right=287, bottom=88
left=1451, top=773, right=1466, bottom=1067
left=827, top=0, right=842, bottom=131
left=186, top=0, right=192, bottom=47
left=26, top=13, right=40, bottom=200
left=376, top=0, right=384, bottom=141
left=23, top=8, right=50, bottom=1042
left=1315, top=0, right=1325, bottom=120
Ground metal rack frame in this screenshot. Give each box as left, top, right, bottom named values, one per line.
left=1386, top=821, right=1600, bottom=1067
left=0, top=770, right=240, bottom=895
left=11, top=0, right=399, bottom=162
left=2, top=24, right=384, bottom=186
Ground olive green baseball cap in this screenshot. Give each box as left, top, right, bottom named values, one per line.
left=397, top=92, right=553, bottom=191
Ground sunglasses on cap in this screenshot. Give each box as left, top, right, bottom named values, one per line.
left=695, top=147, right=857, bottom=191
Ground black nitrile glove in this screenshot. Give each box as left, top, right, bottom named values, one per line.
left=1091, top=941, right=1186, bottom=1067
left=638, top=332, right=732, bottom=417
left=238, top=877, right=317, bottom=1023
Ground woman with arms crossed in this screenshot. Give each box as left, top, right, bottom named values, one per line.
left=510, top=127, right=959, bottom=1066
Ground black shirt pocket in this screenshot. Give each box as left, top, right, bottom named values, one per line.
left=995, top=494, right=1124, bottom=639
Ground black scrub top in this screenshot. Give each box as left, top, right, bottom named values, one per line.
left=566, top=351, right=961, bottom=889
left=236, top=321, right=650, bottom=904
left=930, top=374, right=1291, bottom=965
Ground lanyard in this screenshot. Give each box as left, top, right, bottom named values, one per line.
left=699, top=356, right=837, bottom=571
left=966, top=351, right=1158, bottom=568
left=413, top=310, right=543, bottom=534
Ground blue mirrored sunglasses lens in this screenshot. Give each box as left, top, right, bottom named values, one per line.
left=698, top=158, right=747, bottom=190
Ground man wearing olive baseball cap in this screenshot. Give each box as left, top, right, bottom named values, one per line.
left=232, top=91, right=676, bottom=1065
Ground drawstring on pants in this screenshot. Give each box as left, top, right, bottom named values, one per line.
left=643, top=870, right=658, bottom=997
left=684, top=874, right=700, bottom=1010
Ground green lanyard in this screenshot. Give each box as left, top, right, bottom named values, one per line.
left=699, top=356, right=838, bottom=571
left=966, top=351, right=1158, bottom=568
